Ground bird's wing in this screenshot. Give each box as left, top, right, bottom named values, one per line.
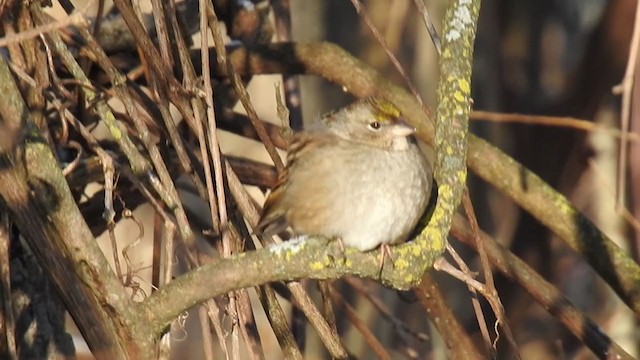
left=254, top=132, right=334, bottom=235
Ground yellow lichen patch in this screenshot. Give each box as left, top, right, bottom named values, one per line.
left=457, top=79, right=471, bottom=95
left=310, top=261, right=325, bottom=270
left=343, top=247, right=359, bottom=255
left=553, top=195, right=573, bottom=215
left=419, top=226, right=446, bottom=251
left=453, top=91, right=465, bottom=102
left=438, top=184, right=453, bottom=197
left=394, top=257, right=409, bottom=270
left=431, top=235, right=446, bottom=253
left=108, top=123, right=122, bottom=139
left=404, top=274, right=415, bottom=283
left=446, top=74, right=457, bottom=84
left=411, top=242, right=424, bottom=256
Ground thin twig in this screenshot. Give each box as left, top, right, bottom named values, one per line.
left=450, top=214, right=635, bottom=360
left=613, top=0, right=640, bottom=209
left=257, top=286, right=303, bottom=360
left=121, top=208, right=145, bottom=300
left=205, top=2, right=285, bottom=172
left=587, top=159, right=640, bottom=235
left=0, top=213, right=17, bottom=360
left=330, top=286, right=392, bottom=360
left=316, top=280, right=338, bottom=336
left=155, top=214, right=175, bottom=359
left=412, top=0, right=442, bottom=55
left=61, top=141, right=83, bottom=176
left=434, top=255, right=487, bottom=296
left=471, top=110, right=640, bottom=141
left=199, top=306, right=216, bottom=360
left=350, top=0, right=432, bottom=120
left=236, top=288, right=264, bottom=360
left=288, top=283, right=346, bottom=358
left=271, top=0, right=304, bottom=131
left=463, top=190, right=517, bottom=358
left=414, top=275, right=482, bottom=360
left=345, top=278, right=430, bottom=343
left=200, top=2, right=240, bottom=357
left=199, top=0, right=228, bottom=252
left=0, top=5, right=90, bottom=48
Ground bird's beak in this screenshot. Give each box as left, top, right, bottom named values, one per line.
left=391, top=119, right=416, bottom=137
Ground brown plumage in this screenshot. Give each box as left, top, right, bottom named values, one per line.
left=255, top=97, right=432, bottom=253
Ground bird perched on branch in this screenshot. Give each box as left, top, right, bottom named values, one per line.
left=255, top=97, right=433, bottom=269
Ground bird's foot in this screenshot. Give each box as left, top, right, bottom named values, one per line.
left=378, top=244, right=396, bottom=276
left=327, top=237, right=348, bottom=265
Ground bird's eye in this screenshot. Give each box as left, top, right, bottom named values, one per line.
left=369, top=121, right=381, bottom=130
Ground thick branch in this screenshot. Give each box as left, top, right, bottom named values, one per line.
left=141, top=236, right=441, bottom=335
left=413, top=0, right=481, bottom=262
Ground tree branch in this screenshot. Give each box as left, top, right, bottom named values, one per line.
left=141, top=235, right=442, bottom=335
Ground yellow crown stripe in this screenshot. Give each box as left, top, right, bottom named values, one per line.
left=366, top=97, right=401, bottom=122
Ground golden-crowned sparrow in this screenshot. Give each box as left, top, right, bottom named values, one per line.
left=256, top=97, right=433, bottom=257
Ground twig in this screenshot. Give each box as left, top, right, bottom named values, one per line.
left=204, top=2, right=285, bottom=173
left=157, top=218, right=176, bottom=359
left=121, top=208, right=145, bottom=300
left=350, top=0, right=431, bottom=120
left=587, top=159, right=640, bottom=236
left=412, top=0, right=442, bottom=54
left=463, top=190, right=518, bottom=358
left=236, top=288, right=264, bottom=360
left=469, top=110, right=640, bottom=141
left=199, top=0, right=229, bottom=253
left=345, top=278, right=430, bottom=343
left=271, top=0, right=304, bottom=131
left=218, top=111, right=288, bottom=149
left=613, top=0, right=640, bottom=209
left=450, top=214, right=635, bottom=360
left=61, top=141, right=84, bottom=176
left=288, top=282, right=346, bottom=358
left=414, top=275, right=482, bottom=360
left=0, top=4, right=90, bottom=48
left=0, top=213, right=17, bottom=360
left=434, top=253, right=486, bottom=297
left=150, top=0, right=175, bottom=68
left=330, top=286, right=392, bottom=360
left=316, top=280, right=338, bottom=336
left=471, top=111, right=640, bottom=141
left=199, top=306, right=216, bottom=360
left=257, top=286, right=303, bottom=359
